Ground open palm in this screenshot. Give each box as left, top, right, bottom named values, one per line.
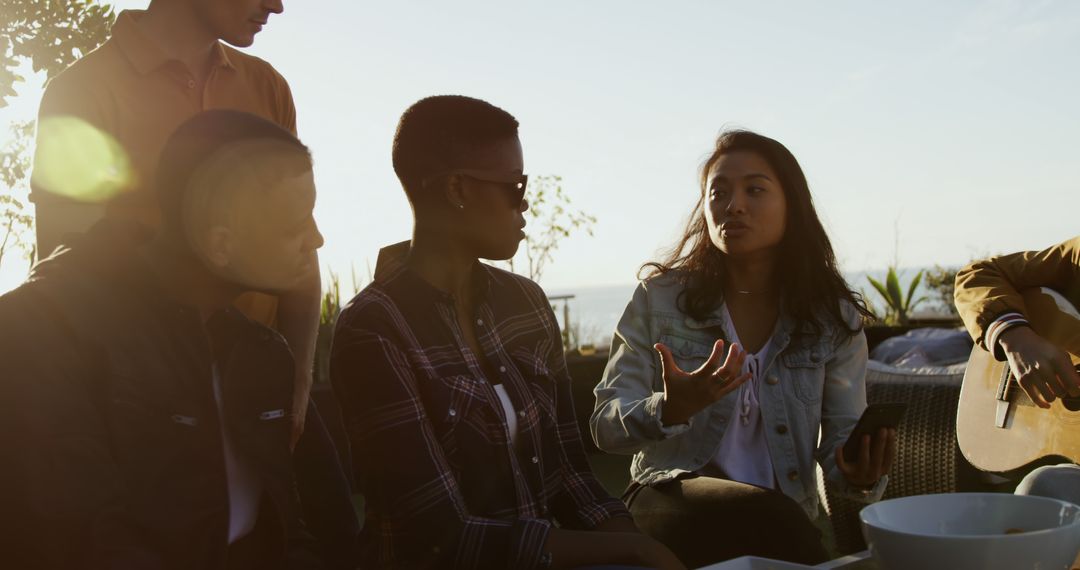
left=656, top=339, right=751, bottom=426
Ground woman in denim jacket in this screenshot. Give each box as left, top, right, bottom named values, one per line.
left=590, top=130, right=896, bottom=568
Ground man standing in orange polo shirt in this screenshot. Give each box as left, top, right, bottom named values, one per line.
left=30, top=1, right=358, bottom=566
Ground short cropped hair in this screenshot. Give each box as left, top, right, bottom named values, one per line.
left=391, top=95, right=519, bottom=201
left=156, top=110, right=312, bottom=235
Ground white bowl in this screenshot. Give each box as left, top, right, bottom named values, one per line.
left=860, top=493, right=1080, bottom=570
left=696, top=556, right=812, bottom=569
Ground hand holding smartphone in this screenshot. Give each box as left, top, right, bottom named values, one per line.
left=842, top=402, right=907, bottom=462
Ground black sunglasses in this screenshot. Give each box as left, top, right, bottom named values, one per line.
left=422, top=169, right=528, bottom=208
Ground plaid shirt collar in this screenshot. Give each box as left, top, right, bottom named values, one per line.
left=373, top=239, right=496, bottom=305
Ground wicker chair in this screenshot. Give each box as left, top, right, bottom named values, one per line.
left=819, top=362, right=973, bottom=554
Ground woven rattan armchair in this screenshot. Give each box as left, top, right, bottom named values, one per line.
left=819, top=361, right=974, bottom=554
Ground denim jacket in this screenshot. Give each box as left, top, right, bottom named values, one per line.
left=589, top=272, right=887, bottom=519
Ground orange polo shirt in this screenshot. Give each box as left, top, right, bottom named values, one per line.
left=31, top=10, right=297, bottom=325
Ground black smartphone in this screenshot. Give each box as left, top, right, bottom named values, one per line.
left=842, top=402, right=907, bottom=462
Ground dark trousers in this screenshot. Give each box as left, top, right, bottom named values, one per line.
left=294, top=400, right=360, bottom=569
left=227, top=520, right=274, bottom=570
left=624, top=475, right=829, bottom=568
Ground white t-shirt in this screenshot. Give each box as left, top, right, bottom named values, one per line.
left=212, top=367, right=263, bottom=543
left=493, top=383, right=520, bottom=449
left=711, top=305, right=777, bottom=489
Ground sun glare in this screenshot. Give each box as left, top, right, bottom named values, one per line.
left=32, top=116, right=134, bottom=202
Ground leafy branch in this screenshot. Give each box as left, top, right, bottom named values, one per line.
left=507, top=175, right=596, bottom=283
left=1, top=0, right=115, bottom=107
left=0, top=2, right=113, bottom=275
left=0, top=121, right=36, bottom=269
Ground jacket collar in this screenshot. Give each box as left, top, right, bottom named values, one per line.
left=33, top=219, right=250, bottom=332
left=683, top=307, right=726, bottom=331
left=683, top=302, right=797, bottom=350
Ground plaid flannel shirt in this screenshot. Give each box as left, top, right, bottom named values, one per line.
left=330, top=242, right=630, bottom=570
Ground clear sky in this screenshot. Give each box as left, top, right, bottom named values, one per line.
left=2, top=0, right=1079, bottom=294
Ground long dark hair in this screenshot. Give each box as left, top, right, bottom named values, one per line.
left=642, top=129, right=871, bottom=337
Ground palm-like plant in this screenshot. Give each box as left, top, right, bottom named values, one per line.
left=867, top=267, right=927, bottom=326
left=314, top=268, right=362, bottom=383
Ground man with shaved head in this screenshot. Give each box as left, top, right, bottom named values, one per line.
left=29, top=2, right=358, bottom=565
left=3, top=111, right=329, bottom=569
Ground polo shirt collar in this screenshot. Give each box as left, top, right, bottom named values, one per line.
left=113, top=10, right=235, bottom=75
left=210, top=42, right=235, bottom=70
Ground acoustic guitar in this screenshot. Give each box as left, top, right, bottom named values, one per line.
left=956, top=288, right=1080, bottom=474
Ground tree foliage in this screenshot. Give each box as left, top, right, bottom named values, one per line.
left=0, top=120, right=35, bottom=266
left=507, top=175, right=597, bottom=283
left=923, top=265, right=959, bottom=316
left=1, top=0, right=114, bottom=107
left=0, top=1, right=113, bottom=271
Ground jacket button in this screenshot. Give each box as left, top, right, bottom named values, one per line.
left=531, top=456, right=539, bottom=464
left=518, top=410, right=526, bottom=418
left=810, top=353, right=821, bottom=363
left=766, top=376, right=779, bottom=385
left=787, top=470, right=799, bottom=481
left=448, top=408, right=457, bottom=417
left=776, top=424, right=788, bottom=435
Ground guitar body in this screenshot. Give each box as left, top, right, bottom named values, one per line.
left=956, top=288, right=1080, bottom=474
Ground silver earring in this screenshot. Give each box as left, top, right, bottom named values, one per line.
left=458, top=204, right=465, bottom=210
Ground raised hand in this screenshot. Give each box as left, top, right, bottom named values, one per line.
left=999, top=326, right=1080, bottom=408
left=655, top=339, right=751, bottom=426
left=836, top=427, right=897, bottom=488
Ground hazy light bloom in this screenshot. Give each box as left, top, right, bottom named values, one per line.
left=34, top=116, right=134, bottom=203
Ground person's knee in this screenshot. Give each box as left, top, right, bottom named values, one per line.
left=1016, top=464, right=1080, bottom=504
left=691, top=484, right=815, bottom=537
left=754, top=489, right=812, bottom=524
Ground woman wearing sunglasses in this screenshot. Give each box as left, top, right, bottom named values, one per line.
left=590, top=130, right=896, bottom=567
left=330, top=95, right=683, bottom=570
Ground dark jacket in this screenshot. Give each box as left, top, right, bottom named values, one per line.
left=0, top=222, right=318, bottom=569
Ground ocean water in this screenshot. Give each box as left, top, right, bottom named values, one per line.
left=546, top=283, right=638, bottom=348
left=545, top=268, right=950, bottom=347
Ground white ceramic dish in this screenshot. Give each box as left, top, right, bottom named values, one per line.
left=697, top=556, right=813, bottom=570
left=860, top=492, right=1080, bottom=570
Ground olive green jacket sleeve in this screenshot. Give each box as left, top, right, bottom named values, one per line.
left=954, top=236, right=1080, bottom=349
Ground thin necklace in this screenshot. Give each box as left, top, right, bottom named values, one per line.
left=733, top=288, right=772, bottom=295
left=729, top=286, right=777, bottom=297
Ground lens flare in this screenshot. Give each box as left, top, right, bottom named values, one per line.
left=33, top=116, right=134, bottom=203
